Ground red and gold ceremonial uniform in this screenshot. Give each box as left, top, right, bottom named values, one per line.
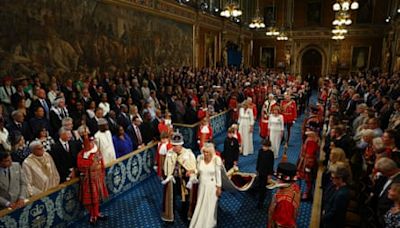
left=296, top=133, right=319, bottom=198
left=77, top=139, right=109, bottom=220
left=268, top=183, right=301, bottom=228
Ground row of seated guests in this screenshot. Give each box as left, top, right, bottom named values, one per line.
left=0, top=66, right=308, bottom=210
left=319, top=71, right=400, bottom=228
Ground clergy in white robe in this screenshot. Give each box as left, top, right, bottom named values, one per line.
left=238, top=101, right=254, bottom=156
left=22, top=140, right=60, bottom=197
left=94, top=118, right=116, bottom=165
left=189, top=143, right=222, bottom=228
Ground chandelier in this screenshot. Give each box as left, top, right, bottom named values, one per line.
left=331, top=25, right=347, bottom=40
left=331, top=0, right=358, bottom=40
left=277, top=32, right=288, bottom=41
left=266, top=27, right=280, bottom=36
left=220, top=1, right=242, bottom=18
left=332, top=0, right=359, bottom=11
left=332, top=11, right=352, bottom=26
left=249, top=0, right=265, bottom=29
left=249, top=10, right=265, bottom=29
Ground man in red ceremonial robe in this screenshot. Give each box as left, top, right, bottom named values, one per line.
left=77, top=129, right=109, bottom=225
left=268, top=162, right=300, bottom=228
left=228, top=94, right=239, bottom=124
left=260, top=94, right=277, bottom=139
left=281, top=92, right=297, bottom=146
left=155, top=131, right=173, bottom=178
left=158, top=112, right=174, bottom=136
left=197, top=102, right=208, bottom=120
left=243, top=82, right=254, bottom=99
left=296, top=130, right=319, bottom=200
left=197, top=117, right=213, bottom=149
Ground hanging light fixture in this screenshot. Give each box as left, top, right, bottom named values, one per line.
left=220, top=1, right=242, bottom=18
left=276, top=0, right=289, bottom=41
left=249, top=0, right=265, bottom=29
left=332, top=0, right=359, bottom=11
left=265, top=0, right=280, bottom=37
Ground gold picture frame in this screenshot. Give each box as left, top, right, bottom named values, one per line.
left=350, top=46, right=371, bottom=71
left=259, top=46, right=275, bottom=68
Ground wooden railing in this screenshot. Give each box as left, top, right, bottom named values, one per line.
left=310, top=135, right=326, bottom=228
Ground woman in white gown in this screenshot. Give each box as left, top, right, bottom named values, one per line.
left=268, top=106, right=284, bottom=158
left=238, top=101, right=254, bottom=156
left=189, top=143, right=222, bottom=228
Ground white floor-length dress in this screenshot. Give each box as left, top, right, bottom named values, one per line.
left=189, top=155, right=222, bottom=228
left=268, top=114, right=284, bottom=158
left=238, top=107, right=254, bottom=156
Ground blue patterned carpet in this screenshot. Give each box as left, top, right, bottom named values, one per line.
left=71, top=95, right=316, bottom=228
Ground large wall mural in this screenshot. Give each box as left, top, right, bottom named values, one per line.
left=0, top=0, right=193, bottom=79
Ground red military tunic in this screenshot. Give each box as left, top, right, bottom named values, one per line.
left=197, top=124, right=213, bottom=148
left=77, top=143, right=109, bottom=207
left=228, top=97, right=239, bottom=122
left=281, top=100, right=297, bottom=124
left=268, top=183, right=301, bottom=228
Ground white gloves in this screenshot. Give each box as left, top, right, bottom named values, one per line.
left=161, top=175, right=175, bottom=185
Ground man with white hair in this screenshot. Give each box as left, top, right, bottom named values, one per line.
left=22, top=140, right=60, bottom=196
left=50, top=97, right=69, bottom=134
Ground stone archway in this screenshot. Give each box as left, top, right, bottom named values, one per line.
left=296, top=45, right=327, bottom=89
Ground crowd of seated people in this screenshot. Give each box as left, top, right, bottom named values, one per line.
left=0, top=66, right=312, bottom=211
left=320, top=71, right=400, bottom=228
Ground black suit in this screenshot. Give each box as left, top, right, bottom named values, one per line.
left=184, top=107, right=198, bottom=124
left=152, top=118, right=161, bottom=140
left=30, top=99, right=52, bottom=119
left=11, top=92, right=30, bottom=109
left=126, top=124, right=142, bottom=150
left=6, top=121, right=32, bottom=141
left=334, top=134, right=355, bottom=159
left=49, top=140, right=78, bottom=183
left=28, top=117, right=51, bottom=135
left=80, top=96, right=92, bottom=110
left=107, top=117, right=119, bottom=135
left=256, top=148, right=274, bottom=206
left=140, top=121, right=155, bottom=144
left=130, top=87, right=143, bottom=108
left=87, top=118, right=99, bottom=136
left=117, top=112, right=131, bottom=130
left=377, top=172, right=400, bottom=225
left=50, top=108, right=69, bottom=136
left=222, top=137, right=240, bottom=171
